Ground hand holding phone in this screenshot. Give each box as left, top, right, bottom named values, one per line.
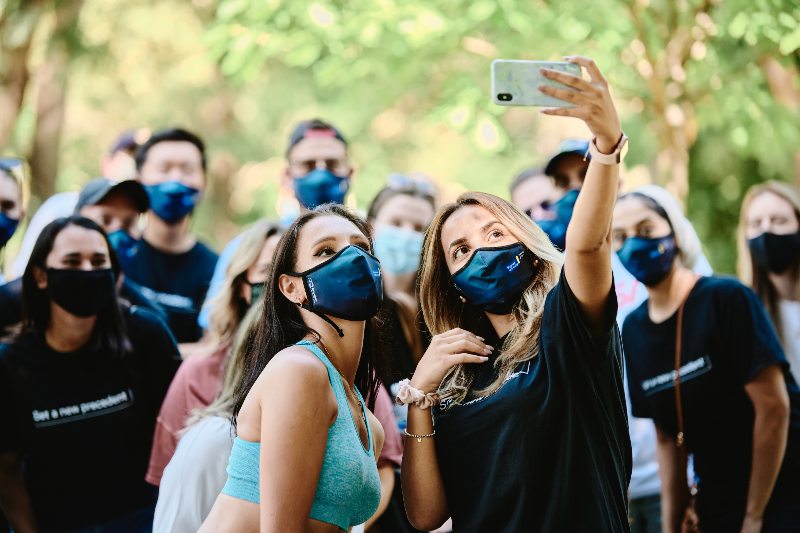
left=491, top=60, right=582, bottom=108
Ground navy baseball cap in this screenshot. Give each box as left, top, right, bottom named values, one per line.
left=544, top=139, right=591, bottom=177
left=286, top=119, right=347, bottom=156
left=75, top=178, right=149, bottom=213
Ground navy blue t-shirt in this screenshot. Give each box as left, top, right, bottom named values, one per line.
left=123, top=239, right=217, bottom=343
left=623, top=276, right=800, bottom=530
left=433, top=270, right=631, bottom=532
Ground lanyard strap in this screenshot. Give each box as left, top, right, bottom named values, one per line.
left=674, top=276, right=700, bottom=450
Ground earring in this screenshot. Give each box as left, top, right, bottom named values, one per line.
left=459, top=295, right=467, bottom=304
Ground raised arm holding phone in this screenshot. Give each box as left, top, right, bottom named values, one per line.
left=400, top=56, right=632, bottom=532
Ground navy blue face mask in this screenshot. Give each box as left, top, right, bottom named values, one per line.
left=291, top=245, right=383, bottom=336
left=145, top=181, right=200, bottom=223
left=107, top=229, right=140, bottom=271
left=293, top=169, right=350, bottom=210
left=0, top=212, right=19, bottom=248
left=617, top=235, right=678, bottom=287
left=534, top=189, right=579, bottom=251
left=451, top=242, right=535, bottom=314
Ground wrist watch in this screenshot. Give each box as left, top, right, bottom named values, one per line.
left=588, top=133, right=628, bottom=165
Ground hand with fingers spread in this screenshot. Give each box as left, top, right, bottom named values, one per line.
left=539, top=56, right=622, bottom=154
left=409, top=328, right=493, bottom=394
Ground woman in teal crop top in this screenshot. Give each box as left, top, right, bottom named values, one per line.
left=200, top=204, right=386, bottom=533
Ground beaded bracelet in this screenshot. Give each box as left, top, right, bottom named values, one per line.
left=404, top=429, right=436, bottom=443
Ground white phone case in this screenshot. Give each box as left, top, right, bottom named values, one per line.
left=491, top=60, right=581, bottom=107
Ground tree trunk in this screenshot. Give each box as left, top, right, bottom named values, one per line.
left=28, top=0, right=83, bottom=202
left=0, top=1, right=43, bottom=148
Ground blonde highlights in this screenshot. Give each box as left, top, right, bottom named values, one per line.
left=207, top=219, right=282, bottom=345
left=418, top=192, right=563, bottom=405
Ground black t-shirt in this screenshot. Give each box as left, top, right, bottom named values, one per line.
left=123, top=239, right=218, bottom=343
left=0, top=306, right=181, bottom=530
left=623, top=276, right=800, bottom=529
left=433, top=270, right=631, bottom=532
left=0, top=278, right=22, bottom=335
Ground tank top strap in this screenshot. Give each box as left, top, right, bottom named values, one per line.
left=295, top=340, right=373, bottom=454
left=295, top=340, right=347, bottom=400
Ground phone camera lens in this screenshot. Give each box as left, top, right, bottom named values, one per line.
left=498, top=93, right=513, bottom=102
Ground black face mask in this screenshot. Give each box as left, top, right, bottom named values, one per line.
left=748, top=232, right=800, bottom=274
left=46, top=268, right=116, bottom=317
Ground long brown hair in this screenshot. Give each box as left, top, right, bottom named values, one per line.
left=418, top=192, right=563, bottom=404
left=232, top=204, right=386, bottom=418
left=737, top=181, right=800, bottom=340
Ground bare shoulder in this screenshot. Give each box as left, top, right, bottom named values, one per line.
left=366, top=408, right=385, bottom=461
left=237, top=345, right=337, bottom=439
left=255, top=345, right=333, bottom=398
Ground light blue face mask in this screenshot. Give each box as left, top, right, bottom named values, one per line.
left=373, top=224, right=425, bottom=275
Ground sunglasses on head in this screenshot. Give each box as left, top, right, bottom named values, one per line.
left=386, top=173, right=437, bottom=197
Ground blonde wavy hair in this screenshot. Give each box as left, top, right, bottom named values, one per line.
left=737, top=181, right=800, bottom=339
left=418, top=192, right=564, bottom=405
left=185, top=299, right=263, bottom=428
left=206, top=219, right=282, bottom=345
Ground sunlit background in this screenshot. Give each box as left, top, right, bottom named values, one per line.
left=1, top=0, right=798, bottom=273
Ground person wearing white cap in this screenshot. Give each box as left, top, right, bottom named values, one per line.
left=613, top=185, right=800, bottom=532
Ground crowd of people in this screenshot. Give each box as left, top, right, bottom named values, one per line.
left=0, top=57, right=798, bottom=533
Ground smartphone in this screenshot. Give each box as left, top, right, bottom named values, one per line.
left=491, top=60, right=582, bottom=107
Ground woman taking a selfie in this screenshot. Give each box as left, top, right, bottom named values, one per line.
left=200, top=204, right=385, bottom=532
left=0, top=216, right=181, bottom=532
left=615, top=186, right=800, bottom=532
left=738, top=181, right=800, bottom=385
left=401, top=56, right=632, bottom=532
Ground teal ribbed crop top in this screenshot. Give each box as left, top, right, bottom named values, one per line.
left=221, top=340, right=381, bottom=530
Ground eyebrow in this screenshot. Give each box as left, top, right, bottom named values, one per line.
left=311, top=233, right=367, bottom=247
left=448, top=220, right=500, bottom=250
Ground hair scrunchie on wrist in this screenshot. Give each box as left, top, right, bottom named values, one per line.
left=395, top=379, right=439, bottom=410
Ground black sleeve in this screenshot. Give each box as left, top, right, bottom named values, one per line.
left=128, top=307, right=182, bottom=413
left=0, top=350, right=19, bottom=452
left=119, top=277, right=169, bottom=324
left=722, top=281, right=788, bottom=384
left=0, top=279, right=23, bottom=334
left=547, top=268, right=619, bottom=360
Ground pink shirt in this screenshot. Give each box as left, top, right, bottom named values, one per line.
left=372, top=385, right=403, bottom=469
left=146, top=345, right=229, bottom=486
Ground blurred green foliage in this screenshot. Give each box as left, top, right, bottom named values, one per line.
left=2, top=0, right=799, bottom=274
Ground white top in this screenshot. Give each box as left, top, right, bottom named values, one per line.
left=779, top=299, right=800, bottom=386
left=613, top=252, right=713, bottom=499
left=153, top=416, right=234, bottom=533
left=9, top=192, right=78, bottom=279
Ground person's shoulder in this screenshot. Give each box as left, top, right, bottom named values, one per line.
left=622, top=299, right=650, bottom=330
left=190, top=240, right=220, bottom=263
left=267, top=345, right=331, bottom=384
left=694, top=275, right=753, bottom=301
left=177, top=345, right=225, bottom=374
left=0, top=277, right=22, bottom=298
left=250, top=345, right=334, bottom=405
left=125, top=305, right=177, bottom=342
left=183, top=415, right=233, bottom=448
left=0, top=331, right=39, bottom=363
